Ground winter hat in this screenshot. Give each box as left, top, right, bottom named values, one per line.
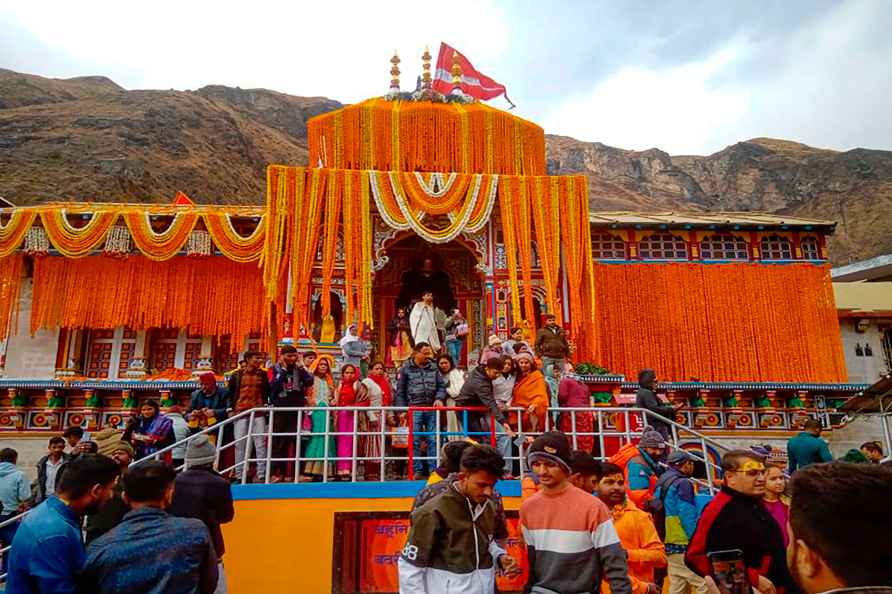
left=185, top=435, right=216, bottom=468
left=639, top=426, right=666, bottom=449
left=667, top=450, right=692, bottom=467
left=488, top=334, right=502, bottom=347
left=527, top=431, right=572, bottom=473
left=111, top=441, right=135, bottom=458
left=513, top=351, right=535, bottom=364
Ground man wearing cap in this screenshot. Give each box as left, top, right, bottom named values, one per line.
left=534, top=314, right=569, bottom=374
left=653, top=451, right=708, bottom=594
left=521, top=431, right=632, bottom=594
left=85, top=441, right=135, bottom=544
left=625, top=427, right=667, bottom=509
left=169, top=435, right=234, bottom=594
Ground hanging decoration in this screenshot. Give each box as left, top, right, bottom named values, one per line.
left=0, top=210, right=37, bottom=257
left=123, top=210, right=199, bottom=261
left=203, top=213, right=265, bottom=262
left=0, top=254, right=24, bottom=341
left=530, top=177, right=561, bottom=321
left=308, top=98, right=546, bottom=175
left=24, top=227, right=49, bottom=254
left=319, top=171, right=343, bottom=317
left=590, top=262, right=847, bottom=382
left=560, top=176, right=598, bottom=361
left=30, top=255, right=266, bottom=349
left=185, top=230, right=212, bottom=257
left=103, top=225, right=132, bottom=255
left=40, top=208, right=119, bottom=257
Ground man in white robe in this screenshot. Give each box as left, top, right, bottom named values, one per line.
left=410, top=292, right=442, bottom=351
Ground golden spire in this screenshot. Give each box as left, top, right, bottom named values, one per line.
left=389, top=51, right=401, bottom=93
left=421, top=46, right=432, bottom=90
left=451, top=50, right=462, bottom=87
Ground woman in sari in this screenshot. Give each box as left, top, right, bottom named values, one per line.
left=334, top=364, right=368, bottom=480
left=511, top=352, right=550, bottom=433
left=309, top=354, right=336, bottom=405
left=302, top=387, right=334, bottom=481
left=387, top=308, right=413, bottom=368
left=557, top=365, right=595, bottom=453
left=359, top=361, right=391, bottom=480
left=126, top=400, right=174, bottom=461
left=437, top=354, right=464, bottom=440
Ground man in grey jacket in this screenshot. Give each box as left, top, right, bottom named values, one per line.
left=635, top=369, right=683, bottom=441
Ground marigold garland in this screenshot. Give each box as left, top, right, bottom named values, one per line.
left=202, top=213, right=266, bottom=263
left=39, top=208, right=119, bottom=257
left=307, top=98, right=546, bottom=175
left=591, top=262, right=847, bottom=382
left=0, top=254, right=24, bottom=341
left=123, top=211, right=199, bottom=261
left=319, top=171, right=342, bottom=316
left=0, top=210, right=37, bottom=258
left=30, top=255, right=266, bottom=348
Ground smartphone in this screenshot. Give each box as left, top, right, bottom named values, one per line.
left=708, top=549, right=748, bottom=594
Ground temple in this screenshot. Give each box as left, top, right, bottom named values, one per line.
left=0, top=51, right=861, bottom=444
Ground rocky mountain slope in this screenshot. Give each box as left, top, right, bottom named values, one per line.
left=1, top=69, right=889, bottom=264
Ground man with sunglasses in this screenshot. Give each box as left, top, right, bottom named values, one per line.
left=685, top=450, right=796, bottom=594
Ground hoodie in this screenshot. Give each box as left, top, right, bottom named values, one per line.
left=0, top=462, right=31, bottom=516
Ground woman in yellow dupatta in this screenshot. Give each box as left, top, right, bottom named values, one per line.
left=511, top=352, right=550, bottom=432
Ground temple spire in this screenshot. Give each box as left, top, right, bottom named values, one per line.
left=450, top=50, right=464, bottom=96
left=388, top=51, right=401, bottom=96
left=421, top=46, right=432, bottom=91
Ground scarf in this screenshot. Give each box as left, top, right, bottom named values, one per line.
left=339, top=324, right=359, bottom=349
left=135, top=413, right=173, bottom=455
left=369, top=374, right=393, bottom=406
left=512, top=370, right=549, bottom=418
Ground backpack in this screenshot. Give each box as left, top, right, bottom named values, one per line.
left=648, top=475, right=681, bottom=541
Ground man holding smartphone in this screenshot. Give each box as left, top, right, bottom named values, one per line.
left=685, top=450, right=794, bottom=594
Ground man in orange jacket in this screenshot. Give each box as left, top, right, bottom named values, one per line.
left=598, top=462, right=667, bottom=594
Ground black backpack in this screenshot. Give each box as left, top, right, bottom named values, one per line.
left=647, top=475, right=681, bottom=541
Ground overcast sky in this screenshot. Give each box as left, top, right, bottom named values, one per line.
left=2, top=0, right=890, bottom=155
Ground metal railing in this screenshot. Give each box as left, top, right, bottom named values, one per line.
left=0, top=405, right=729, bottom=581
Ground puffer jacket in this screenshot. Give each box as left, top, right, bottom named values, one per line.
left=395, top=359, right=447, bottom=407
left=400, top=482, right=506, bottom=594
left=653, top=468, right=699, bottom=552
left=456, top=366, right=507, bottom=428
left=534, top=324, right=569, bottom=358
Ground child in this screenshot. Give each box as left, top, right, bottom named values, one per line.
left=303, top=389, right=334, bottom=482
left=520, top=431, right=632, bottom=594
left=762, top=465, right=790, bottom=546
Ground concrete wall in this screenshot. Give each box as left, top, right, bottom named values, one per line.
left=0, top=435, right=59, bottom=482
left=838, top=317, right=890, bottom=384
left=826, top=416, right=887, bottom=457
left=3, top=278, right=59, bottom=379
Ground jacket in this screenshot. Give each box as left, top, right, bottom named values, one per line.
left=84, top=480, right=128, bottom=545
left=635, top=387, right=675, bottom=440
left=604, top=498, right=666, bottom=594
left=268, top=363, right=314, bottom=407
left=521, top=484, right=632, bottom=594
left=0, top=462, right=31, bottom=516
left=81, top=507, right=218, bottom=594
left=626, top=449, right=660, bottom=509
left=168, top=467, right=235, bottom=560
left=168, top=413, right=192, bottom=460
left=227, top=368, right=271, bottom=411
left=787, top=432, right=833, bottom=472
left=399, top=482, right=506, bottom=594
left=686, top=486, right=794, bottom=593
left=7, top=496, right=85, bottom=594
left=34, top=453, right=70, bottom=504
left=456, top=366, right=507, bottom=427
left=411, top=473, right=509, bottom=541
left=395, top=359, right=447, bottom=407
left=188, top=386, right=232, bottom=420
left=534, top=324, right=569, bottom=358
left=653, top=467, right=699, bottom=551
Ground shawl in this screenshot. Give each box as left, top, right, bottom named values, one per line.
left=339, top=324, right=359, bottom=349
left=369, top=374, right=393, bottom=406
left=134, top=413, right=173, bottom=456
left=337, top=380, right=369, bottom=407
left=511, top=370, right=550, bottom=418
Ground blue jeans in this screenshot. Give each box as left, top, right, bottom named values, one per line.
left=445, top=339, right=463, bottom=367
left=411, top=410, right=438, bottom=477
left=493, top=418, right=513, bottom=472
left=0, top=513, right=19, bottom=574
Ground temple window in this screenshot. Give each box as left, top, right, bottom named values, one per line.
left=700, top=234, right=748, bottom=260
left=760, top=235, right=793, bottom=260
left=591, top=232, right=627, bottom=259
left=638, top=233, right=688, bottom=260
left=213, top=333, right=262, bottom=373
left=800, top=236, right=820, bottom=260
left=85, top=327, right=137, bottom=379
left=147, top=329, right=204, bottom=373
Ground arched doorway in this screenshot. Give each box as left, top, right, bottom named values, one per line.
left=374, top=234, right=485, bottom=367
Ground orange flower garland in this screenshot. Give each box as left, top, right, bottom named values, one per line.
left=203, top=212, right=266, bottom=263
left=123, top=210, right=199, bottom=261
left=0, top=210, right=37, bottom=257
left=39, top=208, right=119, bottom=257
left=590, top=262, right=847, bottom=382
left=31, top=255, right=266, bottom=347
left=0, top=254, right=23, bottom=341
left=319, top=170, right=342, bottom=317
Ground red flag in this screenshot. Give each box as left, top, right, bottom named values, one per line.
left=432, top=43, right=514, bottom=107
left=174, top=191, right=194, bottom=206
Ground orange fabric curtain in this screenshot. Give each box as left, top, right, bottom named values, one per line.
left=0, top=254, right=24, bottom=341
left=590, top=262, right=847, bottom=382
left=31, top=255, right=266, bottom=348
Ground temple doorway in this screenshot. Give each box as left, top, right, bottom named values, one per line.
left=373, top=234, right=485, bottom=367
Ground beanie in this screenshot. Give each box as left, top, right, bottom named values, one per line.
left=111, top=441, right=135, bottom=458
left=639, top=426, right=666, bottom=449
left=185, top=435, right=217, bottom=468
left=488, top=334, right=502, bottom=347
left=527, top=431, right=572, bottom=473
left=667, top=450, right=692, bottom=467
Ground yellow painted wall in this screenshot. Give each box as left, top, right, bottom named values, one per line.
left=223, top=496, right=521, bottom=594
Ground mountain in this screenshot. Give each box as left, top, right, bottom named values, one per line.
left=1, top=68, right=890, bottom=265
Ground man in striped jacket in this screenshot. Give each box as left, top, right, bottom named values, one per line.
left=521, top=431, right=632, bottom=594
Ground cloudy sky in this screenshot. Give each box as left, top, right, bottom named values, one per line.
left=2, top=0, right=890, bottom=155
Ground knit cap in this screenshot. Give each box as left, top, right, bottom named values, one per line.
left=185, top=435, right=217, bottom=468
left=639, top=426, right=666, bottom=449
left=527, top=431, right=572, bottom=473
left=111, top=441, right=135, bottom=458
left=488, top=334, right=502, bottom=347
left=667, top=450, right=692, bottom=467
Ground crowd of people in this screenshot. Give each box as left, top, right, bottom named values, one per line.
left=399, top=431, right=892, bottom=594
left=0, top=428, right=234, bottom=593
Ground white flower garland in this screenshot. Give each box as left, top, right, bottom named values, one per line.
left=24, top=227, right=49, bottom=253
left=455, top=174, right=498, bottom=233
left=413, top=172, right=458, bottom=198
left=186, top=229, right=212, bottom=256
left=103, top=225, right=131, bottom=254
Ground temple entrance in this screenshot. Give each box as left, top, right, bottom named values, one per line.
left=373, top=234, right=485, bottom=367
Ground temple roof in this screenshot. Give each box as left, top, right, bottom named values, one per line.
left=588, top=210, right=836, bottom=231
